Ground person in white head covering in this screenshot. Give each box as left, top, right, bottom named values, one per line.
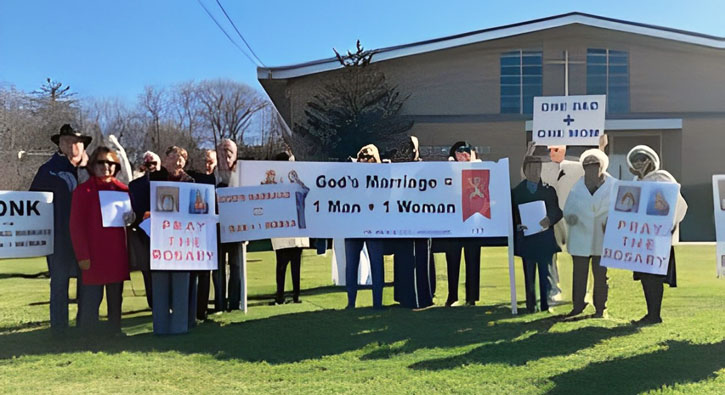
left=563, top=149, right=615, bottom=318
left=626, top=145, right=687, bottom=325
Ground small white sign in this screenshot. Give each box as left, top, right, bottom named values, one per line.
left=533, top=95, right=606, bottom=146
left=98, top=191, right=132, bottom=228
left=518, top=200, right=547, bottom=236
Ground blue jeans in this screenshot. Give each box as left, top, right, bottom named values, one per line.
left=345, top=239, right=384, bottom=309
left=46, top=254, right=82, bottom=331
left=151, top=271, right=190, bottom=335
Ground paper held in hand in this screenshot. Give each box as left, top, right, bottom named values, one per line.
left=518, top=200, right=547, bottom=236
left=99, top=191, right=132, bottom=227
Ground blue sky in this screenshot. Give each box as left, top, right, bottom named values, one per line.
left=2, top=0, right=724, bottom=102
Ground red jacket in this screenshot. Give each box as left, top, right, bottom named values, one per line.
left=70, top=177, right=131, bottom=285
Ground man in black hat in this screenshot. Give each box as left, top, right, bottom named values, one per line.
left=30, top=124, right=92, bottom=334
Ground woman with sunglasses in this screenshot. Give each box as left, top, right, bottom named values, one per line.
left=70, top=146, right=132, bottom=334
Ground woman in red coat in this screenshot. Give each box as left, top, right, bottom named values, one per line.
left=70, top=146, right=131, bottom=333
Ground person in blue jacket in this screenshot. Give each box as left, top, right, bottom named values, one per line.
left=30, top=124, right=92, bottom=334
left=511, top=155, right=563, bottom=313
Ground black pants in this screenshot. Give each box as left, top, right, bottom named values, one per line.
left=522, top=256, right=550, bottom=312
left=196, top=270, right=210, bottom=320
left=444, top=240, right=481, bottom=304
left=275, top=248, right=303, bottom=302
left=79, top=282, right=123, bottom=333
left=571, top=256, right=608, bottom=313
left=640, top=273, right=664, bottom=320
left=141, top=269, right=153, bottom=308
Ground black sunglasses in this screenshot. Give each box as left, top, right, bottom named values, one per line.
left=456, top=146, right=472, bottom=153
left=96, top=160, right=117, bottom=166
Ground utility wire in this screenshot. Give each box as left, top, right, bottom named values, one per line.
left=215, top=0, right=267, bottom=67
left=196, top=0, right=260, bottom=67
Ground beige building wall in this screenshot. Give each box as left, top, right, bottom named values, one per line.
left=263, top=23, right=725, bottom=239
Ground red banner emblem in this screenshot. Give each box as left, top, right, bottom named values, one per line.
left=462, top=169, right=491, bottom=221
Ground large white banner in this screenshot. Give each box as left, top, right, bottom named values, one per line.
left=0, top=191, right=54, bottom=259
left=149, top=181, right=218, bottom=270
left=601, top=181, right=680, bottom=275
left=532, top=95, right=606, bottom=146
left=713, top=175, right=725, bottom=278
left=229, top=160, right=513, bottom=240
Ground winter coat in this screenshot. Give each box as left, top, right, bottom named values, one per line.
left=69, top=176, right=131, bottom=285
left=511, top=180, right=563, bottom=259
left=272, top=237, right=310, bottom=250
left=30, top=152, right=80, bottom=264
left=563, top=174, right=615, bottom=257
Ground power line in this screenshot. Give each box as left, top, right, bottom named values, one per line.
left=215, top=0, right=267, bottom=68
left=196, top=0, right=260, bottom=67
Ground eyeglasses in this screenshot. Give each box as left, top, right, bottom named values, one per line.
left=358, top=155, right=374, bottom=161
left=96, top=160, right=117, bottom=166
left=456, top=146, right=472, bottom=153
left=145, top=161, right=158, bottom=167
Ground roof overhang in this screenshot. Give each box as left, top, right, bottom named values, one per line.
left=258, top=12, right=725, bottom=81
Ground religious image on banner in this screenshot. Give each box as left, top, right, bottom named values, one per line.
left=0, top=191, right=54, bottom=259
left=614, top=186, right=641, bottom=213
left=601, top=181, right=679, bottom=276
left=461, top=169, right=491, bottom=221
left=150, top=181, right=217, bottom=271
left=188, top=187, right=210, bottom=214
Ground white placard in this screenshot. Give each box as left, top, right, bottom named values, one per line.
left=98, top=191, right=132, bottom=228
left=0, top=191, right=54, bottom=258
left=233, top=160, right=513, bottom=240
left=601, top=181, right=680, bottom=275
left=533, top=95, right=606, bottom=146
left=713, top=175, right=725, bottom=278
left=518, top=200, right=547, bottom=236
left=218, top=184, right=302, bottom=243
left=149, top=181, right=218, bottom=270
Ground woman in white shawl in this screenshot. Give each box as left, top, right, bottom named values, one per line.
left=627, top=145, right=687, bottom=325
left=563, top=149, right=615, bottom=318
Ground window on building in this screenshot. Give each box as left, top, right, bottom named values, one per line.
left=587, top=48, right=629, bottom=113
left=500, top=50, right=542, bottom=114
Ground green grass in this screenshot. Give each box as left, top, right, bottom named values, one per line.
left=0, top=246, right=723, bottom=394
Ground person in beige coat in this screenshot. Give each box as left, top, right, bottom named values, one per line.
left=563, top=149, right=615, bottom=318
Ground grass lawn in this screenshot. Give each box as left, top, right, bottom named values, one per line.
left=0, top=245, right=723, bottom=394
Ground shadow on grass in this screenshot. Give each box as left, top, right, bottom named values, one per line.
left=408, top=324, right=637, bottom=370
left=248, top=285, right=344, bottom=301
left=0, top=272, right=49, bottom=280
left=548, top=340, right=725, bottom=394
left=0, top=304, right=549, bottom=365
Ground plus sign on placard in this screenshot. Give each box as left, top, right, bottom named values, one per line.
left=532, top=95, right=606, bottom=146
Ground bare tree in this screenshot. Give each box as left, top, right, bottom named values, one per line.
left=138, top=86, right=166, bottom=152
left=196, top=79, right=267, bottom=147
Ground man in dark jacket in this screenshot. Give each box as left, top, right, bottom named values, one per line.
left=511, top=156, right=563, bottom=313
left=30, top=124, right=92, bottom=333
left=128, top=151, right=161, bottom=308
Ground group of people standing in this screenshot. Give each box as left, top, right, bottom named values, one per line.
left=511, top=141, right=687, bottom=325
left=31, top=123, right=686, bottom=337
